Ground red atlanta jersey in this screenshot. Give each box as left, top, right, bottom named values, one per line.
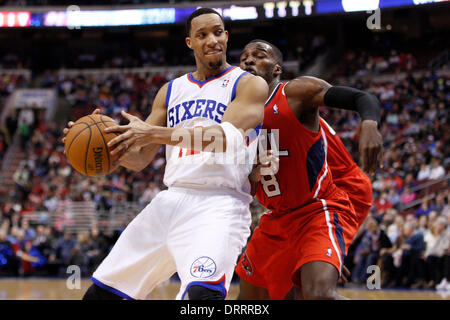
left=256, top=82, right=352, bottom=214
left=319, top=117, right=359, bottom=180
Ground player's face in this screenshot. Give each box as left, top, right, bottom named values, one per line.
left=186, top=14, right=228, bottom=70
left=240, top=42, right=280, bottom=84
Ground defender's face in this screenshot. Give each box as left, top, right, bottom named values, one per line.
left=186, top=13, right=228, bottom=69
left=240, top=42, right=279, bottom=84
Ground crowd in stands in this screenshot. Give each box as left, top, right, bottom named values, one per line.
left=0, top=46, right=448, bottom=291
left=339, top=49, right=418, bottom=78
left=327, top=67, right=450, bottom=290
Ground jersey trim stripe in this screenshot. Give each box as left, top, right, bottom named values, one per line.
left=91, top=276, right=135, bottom=300
left=265, top=82, right=283, bottom=107
left=246, top=123, right=262, bottom=146
left=307, top=138, right=326, bottom=192
left=231, top=71, right=248, bottom=101
left=320, top=127, right=329, bottom=158
left=166, top=80, right=174, bottom=107
left=333, top=212, right=346, bottom=263
left=187, top=66, right=237, bottom=88
left=312, top=128, right=330, bottom=197
left=313, top=161, right=328, bottom=198
left=320, top=199, right=343, bottom=275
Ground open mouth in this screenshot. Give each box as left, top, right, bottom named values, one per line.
left=245, top=68, right=257, bottom=75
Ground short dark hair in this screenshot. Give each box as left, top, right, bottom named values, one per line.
left=186, top=8, right=224, bottom=36
left=248, top=39, right=283, bottom=65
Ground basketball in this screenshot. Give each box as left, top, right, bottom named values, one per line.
left=64, top=114, right=120, bottom=177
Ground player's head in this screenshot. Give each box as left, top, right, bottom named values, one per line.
left=240, top=39, right=283, bottom=85
left=185, top=8, right=228, bottom=70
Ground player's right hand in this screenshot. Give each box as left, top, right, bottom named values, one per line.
left=61, top=109, right=101, bottom=152
left=359, top=120, right=383, bottom=177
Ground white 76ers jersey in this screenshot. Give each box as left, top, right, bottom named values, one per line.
left=163, top=66, right=260, bottom=203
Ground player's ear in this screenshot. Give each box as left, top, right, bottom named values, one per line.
left=185, top=37, right=192, bottom=49
left=274, top=63, right=282, bottom=77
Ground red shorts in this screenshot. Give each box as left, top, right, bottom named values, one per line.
left=235, top=196, right=359, bottom=300
left=333, top=167, right=373, bottom=227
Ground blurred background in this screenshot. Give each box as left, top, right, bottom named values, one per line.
left=0, top=0, right=448, bottom=299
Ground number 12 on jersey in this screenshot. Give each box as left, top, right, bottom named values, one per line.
left=178, top=126, right=202, bottom=158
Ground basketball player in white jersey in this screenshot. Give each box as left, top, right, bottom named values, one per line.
left=62, top=8, right=268, bottom=300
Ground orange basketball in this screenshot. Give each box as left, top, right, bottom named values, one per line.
left=64, top=114, right=120, bottom=177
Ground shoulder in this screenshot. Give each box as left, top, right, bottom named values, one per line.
left=284, top=76, right=331, bottom=100
left=155, top=81, right=171, bottom=97
left=235, top=73, right=268, bottom=96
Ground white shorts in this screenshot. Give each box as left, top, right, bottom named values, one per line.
left=91, top=187, right=252, bottom=300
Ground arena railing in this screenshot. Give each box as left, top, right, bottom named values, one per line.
left=22, top=201, right=144, bottom=235
left=399, top=174, right=450, bottom=213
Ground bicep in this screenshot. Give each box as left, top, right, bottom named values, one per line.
left=144, top=82, right=168, bottom=127
left=285, top=76, right=332, bottom=110
left=221, top=75, right=268, bottom=132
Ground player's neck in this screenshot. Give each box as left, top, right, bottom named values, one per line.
left=193, top=63, right=231, bottom=81
left=269, top=79, right=281, bottom=96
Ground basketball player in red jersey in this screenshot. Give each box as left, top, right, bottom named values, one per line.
left=235, top=40, right=383, bottom=300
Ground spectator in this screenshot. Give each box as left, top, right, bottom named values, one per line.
left=70, top=231, right=90, bottom=275
left=429, top=157, right=445, bottom=180
left=435, top=214, right=450, bottom=291
left=417, top=215, right=430, bottom=236
left=395, top=222, right=426, bottom=288
left=434, top=193, right=446, bottom=215
left=86, top=227, right=109, bottom=274
left=17, top=107, right=34, bottom=150
left=421, top=217, right=450, bottom=289
left=415, top=198, right=435, bottom=218
left=380, top=222, right=407, bottom=288
left=400, top=186, right=416, bottom=206
left=352, top=217, right=392, bottom=283
left=0, top=228, right=15, bottom=275
left=21, top=219, right=36, bottom=241
left=417, top=163, right=431, bottom=181
left=386, top=188, right=400, bottom=208
left=13, top=164, right=32, bottom=202
left=5, top=109, right=18, bottom=144
left=16, top=240, right=46, bottom=277
left=48, top=230, right=76, bottom=275
left=374, top=192, right=393, bottom=215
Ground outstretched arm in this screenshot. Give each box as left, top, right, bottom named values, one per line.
left=106, top=74, right=268, bottom=154
left=285, top=76, right=383, bottom=176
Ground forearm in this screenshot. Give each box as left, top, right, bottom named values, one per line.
left=120, top=144, right=161, bottom=172
left=18, top=252, right=39, bottom=263
left=249, top=164, right=260, bottom=196
left=324, top=86, right=381, bottom=123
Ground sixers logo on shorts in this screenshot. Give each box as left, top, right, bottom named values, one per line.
left=190, top=256, right=216, bottom=278
left=241, top=252, right=253, bottom=276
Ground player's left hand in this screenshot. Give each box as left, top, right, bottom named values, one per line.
left=105, top=110, right=154, bottom=156
left=338, top=265, right=351, bottom=285
left=249, top=150, right=279, bottom=183
left=359, top=120, right=383, bottom=177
